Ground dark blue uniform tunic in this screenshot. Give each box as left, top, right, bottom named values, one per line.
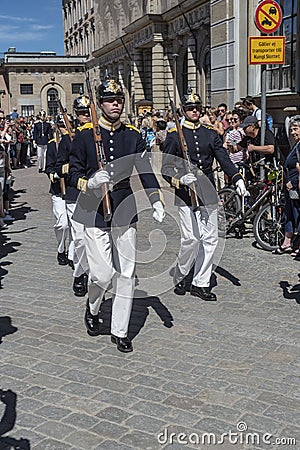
left=69, top=120, right=162, bottom=228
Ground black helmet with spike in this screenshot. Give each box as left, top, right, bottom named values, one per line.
left=96, top=70, right=125, bottom=101
left=181, top=86, right=202, bottom=108
left=73, top=94, right=90, bottom=111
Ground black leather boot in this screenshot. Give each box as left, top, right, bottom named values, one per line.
left=73, top=274, right=88, bottom=297
left=111, top=335, right=133, bottom=353
left=57, top=252, right=68, bottom=266
left=190, top=285, right=217, bottom=301
left=84, top=300, right=101, bottom=336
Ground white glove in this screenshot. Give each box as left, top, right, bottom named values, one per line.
left=180, top=173, right=197, bottom=186
left=236, top=179, right=247, bottom=196
left=152, top=201, right=165, bottom=223
left=87, top=170, right=110, bottom=189
left=53, top=172, right=60, bottom=180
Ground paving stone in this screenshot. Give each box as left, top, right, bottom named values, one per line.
left=62, top=412, right=100, bottom=429
left=65, top=430, right=103, bottom=449
left=124, top=414, right=167, bottom=434
left=96, top=406, right=132, bottom=423
left=90, top=420, right=129, bottom=439
left=120, top=430, right=157, bottom=449
left=34, top=404, right=72, bottom=420
left=34, top=420, right=76, bottom=440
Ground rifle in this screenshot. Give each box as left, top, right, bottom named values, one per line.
left=167, top=87, right=200, bottom=211
left=56, top=96, right=75, bottom=142
left=85, top=69, right=112, bottom=222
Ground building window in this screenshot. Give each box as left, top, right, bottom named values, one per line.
left=20, top=84, right=33, bottom=94
left=267, top=0, right=297, bottom=92
left=47, top=88, right=59, bottom=117
left=72, top=83, right=84, bottom=94
left=21, top=105, right=35, bottom=117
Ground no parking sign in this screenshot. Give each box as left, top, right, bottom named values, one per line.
left=254, top=0, right=282, bottom=34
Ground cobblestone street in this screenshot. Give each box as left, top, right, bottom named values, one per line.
left=0, top=164, right=299, bottom=450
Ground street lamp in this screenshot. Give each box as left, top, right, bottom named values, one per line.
left=172, top=53, right=179, bottom=106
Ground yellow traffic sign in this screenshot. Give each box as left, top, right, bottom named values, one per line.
left=248, top=36, right=285, bottom=65
left=254, top=0, right=282, bottom=34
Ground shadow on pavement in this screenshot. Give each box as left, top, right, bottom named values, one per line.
left=0, top=234, right=21, bottom=289
left=0, top=316, right=17, bottom=344
left=215, top=265, right=241, bottom=286
left=98, top=290, right=174, bottom=340
left=279, top=281, right=300, bottom=304
left=0, top=389, right=30, bottom=450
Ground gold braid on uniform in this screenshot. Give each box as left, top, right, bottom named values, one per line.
left=232, top=172, right=243, bottom=183
left=149, top=189, right=165, bottom=206
left=171, top=176, right=180, bottom=189
left=77, top=177, right=88, bottom=193
left=62, top=163, right=69, bottom=175
left=50, top=173, right=56, bottom=183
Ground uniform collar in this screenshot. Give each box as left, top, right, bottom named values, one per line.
left=183, top=120, right=201, bottom=130
left=99, top=116, right=121, bottom=131
left=77, top=122, right=93, bottom=131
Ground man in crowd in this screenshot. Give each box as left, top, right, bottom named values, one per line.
left=33, top=110, right=53, bottom=173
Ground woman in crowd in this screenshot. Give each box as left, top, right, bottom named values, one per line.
left=223, top=109, right=247, bottom=166
left=273, top=115, right=300, bottom=256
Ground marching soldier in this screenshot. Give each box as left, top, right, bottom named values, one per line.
left=162, top=88, right=246, bottom=301
left=45, top=116, right=69, bottom=266
left=69, top=76, right=165, bottom=352
left=33, top=110, right=53, bottom=173
left=56, top=97, right=90, bottom=297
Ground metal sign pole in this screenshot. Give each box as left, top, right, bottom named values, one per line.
left=260, top=65, right=266, bottom=181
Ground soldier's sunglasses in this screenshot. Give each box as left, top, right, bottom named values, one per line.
left=185, top=105, right=202, bottom=112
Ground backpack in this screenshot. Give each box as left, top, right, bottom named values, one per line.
left=266, top=113, right=273, bottom=132
left=254, top=108, right=273, bottom=131
left=145, top=128, right=155, bottom=150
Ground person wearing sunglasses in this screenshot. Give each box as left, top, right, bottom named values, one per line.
left=162, top=88, right=246, bottom=302
left=69, top=76, right=165, bottom=353
left=223, top=110, right=247, bottom=166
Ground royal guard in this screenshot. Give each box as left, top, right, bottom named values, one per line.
left=69, top=76, right=165, bottom=352
left=162, top=88, right=246, bottom=301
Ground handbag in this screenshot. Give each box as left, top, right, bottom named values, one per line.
left=289, top=188, right=299, bottom=200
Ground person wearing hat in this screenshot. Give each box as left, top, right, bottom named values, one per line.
left=45, top=115, right=70, bottom=266
left=69, top=76, right=165, bottom=353
left=162, top=88, right=246, bottom=301
left=33, top=110, right=53, bottom=173
left=56, top=96, right=90, bottom=297
left=238, top=115, right=275, bottom=165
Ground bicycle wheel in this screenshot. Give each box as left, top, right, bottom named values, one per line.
left=253, top=203, right=285, bottom=251
left=218, top=188, right=241, bottom=234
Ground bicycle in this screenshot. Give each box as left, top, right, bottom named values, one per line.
left=218, top=160, right=285, bottom=251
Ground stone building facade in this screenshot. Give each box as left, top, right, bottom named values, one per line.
left=62, top=0, right=300, bottom=124
left=0, top=50, right=86, bottom=117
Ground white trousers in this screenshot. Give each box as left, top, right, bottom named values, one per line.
left=51, top=195, right=69, bottom=253
left=66, top=201, right=88, bottom=278
left=85, top=225, right=136, bottom=338
left=177, top=205, right=218, bottom=287
left=37, top=144, right=47, bottom=171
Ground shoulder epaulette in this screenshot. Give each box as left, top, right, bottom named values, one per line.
left=77, top=123, right=93, bottom=132
left=202, top=124, right=215, bottom=130
left=48, top=138, right=56, bottom=144
left=126, top=124, right=140, bottom=133
left=168, top=127, right=177, bottom=133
